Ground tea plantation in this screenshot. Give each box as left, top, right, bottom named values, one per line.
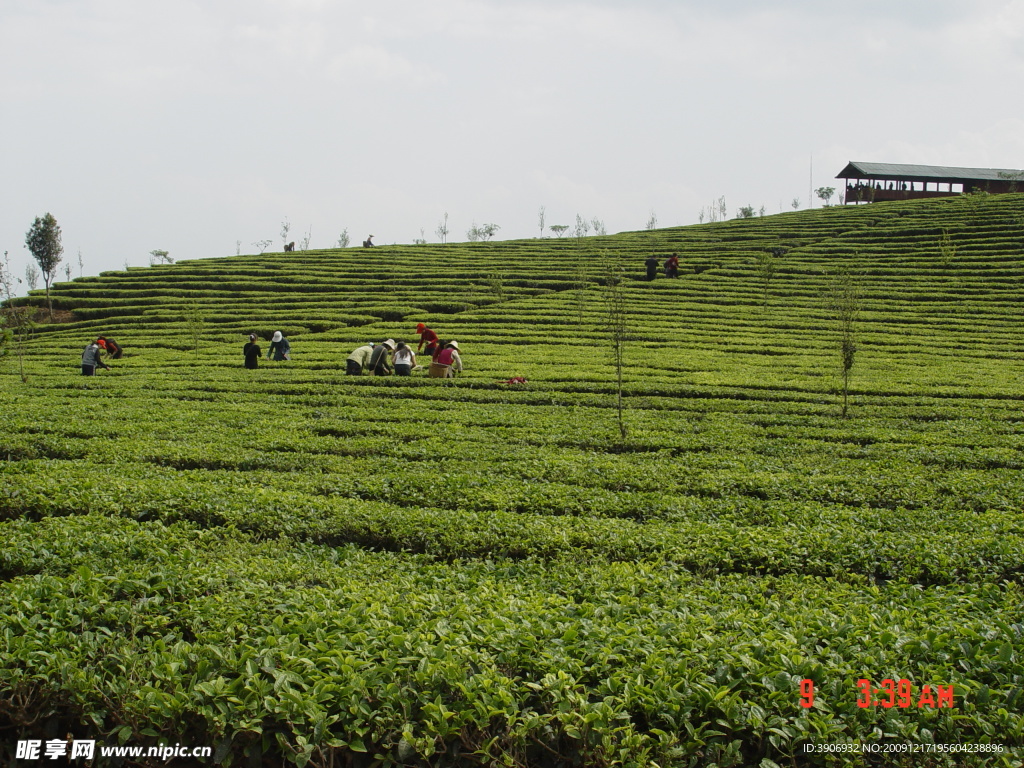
left=2, top=194, right=1023, bottom=767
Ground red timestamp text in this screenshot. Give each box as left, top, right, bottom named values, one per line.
left=799, top=679, right=956, bottom=709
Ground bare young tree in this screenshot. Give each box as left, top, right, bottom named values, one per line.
left=183, top=300, right=205, bottom=359
left=24, top=263, right=39, bottom=290
left=756, top=247, right=784, bottom=309
left=538, top=206, right=546, bottom=238
left=574, top=214, right=590, bottom=240
left=337, top=229, right=350, bottom=248
left=591, top=218, right=606, bottom=236
left=281, top=218, right=291, bottom=249
left=1, top=250, right=33, bottom=382
left=435, top=213, right=449, bottom=245
left=828, top=267, right=859, bottom=418
left=603, top=255, right=630, bottom=442
left=300, top=226, right=312, bottom=251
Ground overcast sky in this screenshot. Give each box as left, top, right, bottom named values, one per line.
left=3, top=0, right=1023, bottom=287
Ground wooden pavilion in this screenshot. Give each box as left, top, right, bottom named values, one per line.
left=836, top=161, right=1024, bottom=204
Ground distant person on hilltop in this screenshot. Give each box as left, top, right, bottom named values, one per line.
left=243, top=334, right=261, bottom=369
left=81, top=338, right=111, bottom=376
left=362, top=235, right=375, bottom=248
left=267, top=331, right=291, bottom=361
left=664, top=253, right=679, bottom=278
left=645, top=255, right=659, bottom=281
left=415, top=323, right=440, bottom=359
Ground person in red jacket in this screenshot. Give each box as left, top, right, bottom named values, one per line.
left=664, top=253, right=679, bottom=278
left=415, top=323, right=441, bottom=359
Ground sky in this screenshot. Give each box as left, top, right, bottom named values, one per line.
left=3, top=0, right=1024, bottom=290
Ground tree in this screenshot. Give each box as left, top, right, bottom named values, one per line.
left=538, top=206, right=546, bottom=238
left=300, top=225, right=311, bottom=251
left=183, top=300, right=205, bottom=358
left=149, top=249, right=174, bottom=266
left=756, top=247, right=784, bottom=309
left=435, top=213, right=449, bottom=245
left=549, top=224, right=569, bottom=238
left=591, top=218, right=606, bottom=236
left=791, top=198, right=800, bottom=210
left=468, top=222, right=500, bottom=242
left=737, top=205, right=756, bottom=219
left=24, top=263, right=39, bottom=291
left=603, top=255, right=629, bottom=442
left=939, top=229, right=957, bottom=266
left=24, top=212, right=63, bottom=319
left=1, top=250, right=33, bottom=382
left=815, top=186, right=835, bottom=207
left=828, top=267, right=859, bottom=418
left=281, top=218, right=291, bottom=249
left=337, top=229, right=350, bottom=248
left=574, top=214, right=590, bottom=240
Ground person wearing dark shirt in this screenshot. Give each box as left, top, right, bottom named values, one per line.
left=243, top=334, right=261, bottom=369
left=645, top=256, right=659, bottom=280
left=369, top=339, right=395, bottom=375
left=267, top=331, right=291, bottom=361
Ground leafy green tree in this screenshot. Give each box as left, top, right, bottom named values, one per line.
left=815, top=186, right=836, bottom=207
left=737, top=205, right=755, bottom=219
left=24, top=212, right=63, bottom=318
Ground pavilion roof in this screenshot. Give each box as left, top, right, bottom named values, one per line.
left=836, top=161, right=1023, bottom=183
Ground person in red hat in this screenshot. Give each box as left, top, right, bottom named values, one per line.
left=415, top=323, right=440, bottom=359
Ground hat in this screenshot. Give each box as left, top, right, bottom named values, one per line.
left=249, top=334, right=257, bottom=341
left=381, top=339, right=396, bottom=350
left=272, top=331, right=283, bottom=342
left=416, top=323, right=426, bottom=332
left=446, top=340, right=460, bottom=350
left=96, top=339, right=107, bottom=349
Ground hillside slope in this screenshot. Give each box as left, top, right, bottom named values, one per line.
left=2, top=195, right=1023, bottom=766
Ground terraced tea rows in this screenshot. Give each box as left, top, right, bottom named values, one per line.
left=2, top=194, right=1023, bottom=766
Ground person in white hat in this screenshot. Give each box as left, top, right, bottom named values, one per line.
left=368, top=339, right=395, bottom=375
left=433, top=340, right=462, bottom=376
left=267, top=331, right=291, bottom=361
